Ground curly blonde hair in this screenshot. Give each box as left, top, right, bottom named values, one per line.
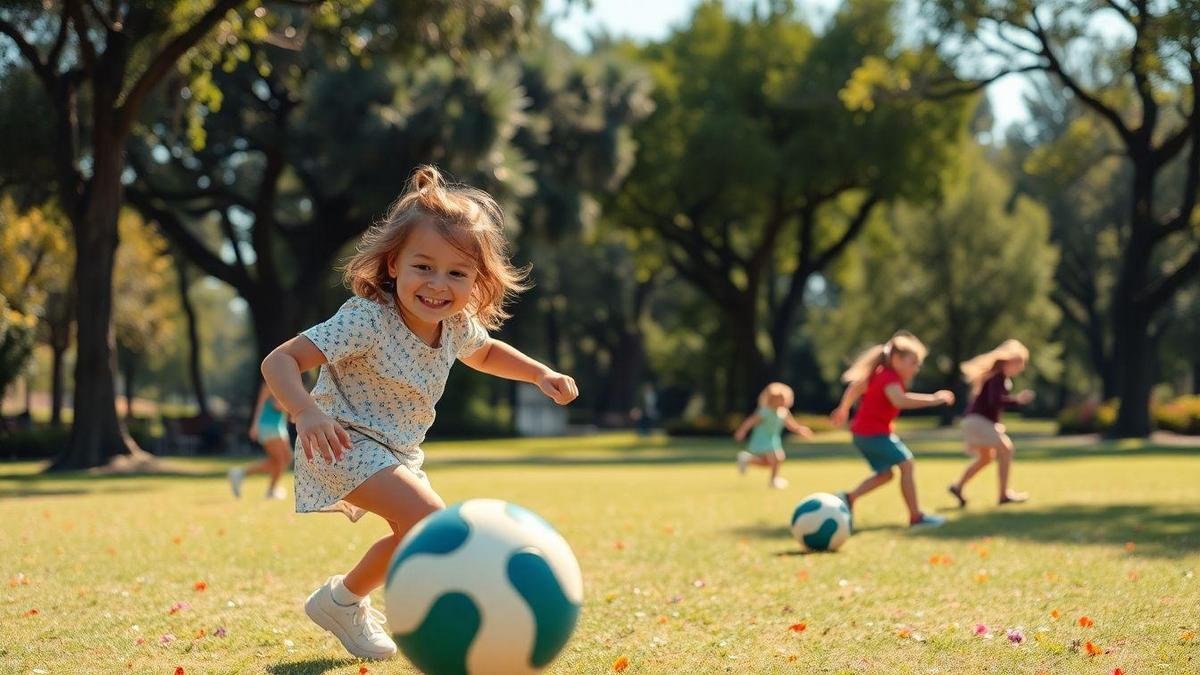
left=342, top=165, right=530, bottom=330
left=757, top=382, right=795, bottom=409
left=840, top=330, right=929, bottom=384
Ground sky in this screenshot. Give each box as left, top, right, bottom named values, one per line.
left=542, top=0, right=1031, bottom=133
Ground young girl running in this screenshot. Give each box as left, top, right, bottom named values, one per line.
left=261, top=166, right=578, bottom=660
left=733, top=382, right=814, bottom=489
left=830, top=331, right=954, bottom=528
left=948, top=339, right=1035, bottom=508
left=227, top=382, right=293, bottom=499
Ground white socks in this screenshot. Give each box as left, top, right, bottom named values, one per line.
left=331, top=577, right=364, bottom=606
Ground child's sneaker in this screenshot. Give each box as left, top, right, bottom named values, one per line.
left=266, top=485, right=287, bottom=500
left=736, top=451, right=752, bottom=475
left=909, top=513, right=947, bottom=529
left=836, top=491, right=854, bottom=533
left=948, top=484, right=966, bottom=508
left=998, top=491, right=1029, bottom=505
left=304, top=575, right=397, bottom=660
left=769, top=477, right=789, bottom=489
left=227, top=467, right=244, bottom=498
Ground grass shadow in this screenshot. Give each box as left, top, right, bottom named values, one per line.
left=911, top=502, right=1200, bottom=558
left=264, top=657, right=361, bottom=675
left=0, top=484, right=152, bottom=499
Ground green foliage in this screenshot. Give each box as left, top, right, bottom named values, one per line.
left=812, top=143, right=1060, bottom=391
left=1058, top=396, right=1200, bottom=435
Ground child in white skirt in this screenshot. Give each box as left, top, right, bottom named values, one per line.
left=261, top=166, right=578, bottom=660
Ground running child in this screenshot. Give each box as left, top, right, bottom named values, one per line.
left=261, top=166, right=578, bottom=660
left=733, top=382, right=814, bottom=489
left=830, top=331, right=954, bottom=528
left=228, top=382, right=293, bottom=499
left=948, top=339, right=1035, bottom=507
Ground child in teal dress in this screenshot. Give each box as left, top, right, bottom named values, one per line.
left=733, top=382, right=813, bottom=489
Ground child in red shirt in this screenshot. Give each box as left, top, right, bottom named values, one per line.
left=830, top=331, right=955, bottom=528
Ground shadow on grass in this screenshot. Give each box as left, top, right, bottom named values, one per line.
left=911, top=502, right=1200, bottom=558
left=0, top=484, right=152, bottom=499
left=265, top=657, right=361, bottom=675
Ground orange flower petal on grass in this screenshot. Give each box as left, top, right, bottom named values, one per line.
left=359, top=667, right=369, bottom=675
left=1050, top=609, right=1061, bottom=620
left=1180, top=629, right=1196, bottom=642
left=656, top=615, right=668, bottom=624
left=1084, top=640, right=1103, bottom=656
left=174, top=668, right=185, bottom=675
left=796, top=570, right=809, bottom=582
left=194, top=580, right=207, bottom=592
left=1112, top=668, right=1125, bottom=675
left=973, top=570, right=989, bottom=584
left=1124, top=541, right=1135, bottom=553
left=613, top=655, right=630, bottom=672
left=897, top=627, right=912, bottom=639
left=1078, top=616, right=1095, bottom=628
left=614, top=541, right=625, bottom=551
left=789, top=622, right=807, bottom=633
left=22, top=608, right=38, bottom=617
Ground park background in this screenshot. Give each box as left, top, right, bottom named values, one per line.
left=0, top=0, right=1198, bottom=673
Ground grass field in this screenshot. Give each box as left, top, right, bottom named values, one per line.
left=2, top=425, right=1198, bottom=674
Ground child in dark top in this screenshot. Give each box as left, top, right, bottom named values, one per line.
left=949, top=339, right=1035, bottom=507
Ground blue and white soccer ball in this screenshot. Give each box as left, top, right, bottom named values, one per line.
left=384, top=499, right=583, bottom=675
left=790, top=492, right=852, bottom=552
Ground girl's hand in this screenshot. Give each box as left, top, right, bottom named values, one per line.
left=934, top=390, right=956, bottom=406
left=830, top=406, right=849, bottom=427
left=248, top=426, right=258, bottom=442
left=537, top=371, right=579, bottom=405
left=295, top=407, right=351, bottom=463
left=1016, top=389, right=1035, bottom=405
left=733, top=429, right=747, bottom=442
left=795, top=425, right=815, bottom=439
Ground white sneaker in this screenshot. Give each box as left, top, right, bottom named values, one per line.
left=770, top=477, right=789, bottom=489
left=304, top=575, right=397, bottom=660
left=736, top=451, right=752, bottom=475
left=227, top=467, right=244, bottom=498
left=266, top=485, right=287, bottom=500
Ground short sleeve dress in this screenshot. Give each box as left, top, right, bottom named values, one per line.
left=293, top=295, right=488, bottom=521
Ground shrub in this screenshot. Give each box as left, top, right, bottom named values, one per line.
left=1057, top=395, right=1200, bottom=435
left=664, top=411, right=836, bottom=437
left=1153, top=395, right=1200, bottom=434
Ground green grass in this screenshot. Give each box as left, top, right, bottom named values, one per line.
left=1, top=430, right=1198, bottom=674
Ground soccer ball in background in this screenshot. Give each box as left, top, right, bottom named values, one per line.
left=384, top=499, right=583, bottom=675
left=790, top=492, right=852, bottom=552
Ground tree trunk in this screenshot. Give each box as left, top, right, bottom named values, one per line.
left=730, top=304, right=769, bottom=413
left=176, top=261, right=210, bottom=418
left=123, top=354, right=137, bottom=421
left=1108, top=166, right=1155, bottom=438
left=50, top=342, right=66, bottom=428
left=51, top=132, right=142, bottom=471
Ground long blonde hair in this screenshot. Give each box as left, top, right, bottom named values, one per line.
left=960, top=339, right=1029, bottom=394
left=342, top=165, right=530, bottom=330
left=840, top=330, right=929, bottom=384
left=757, top=382, right=795, bottom=410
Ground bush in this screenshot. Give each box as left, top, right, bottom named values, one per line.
left=664, top=411, right=836, bottom=437
left=1057, top=396, right=1200, bottom=435
left=1153, top=395, right=1200, bottom=434
left=0, top=421, right=160, bottom=460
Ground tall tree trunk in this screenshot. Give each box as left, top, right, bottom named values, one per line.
left=1109, top=166, right=1155, bottom=438
left=50, top=342, right=66, bottom=428
left=52, top=132, right=141, bottom=470
left=175, top=261, right=210, bottom=418
left=730, top=303, right=769, bottom=413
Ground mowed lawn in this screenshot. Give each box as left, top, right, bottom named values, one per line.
left=2, top=424, right=1198, bottom=674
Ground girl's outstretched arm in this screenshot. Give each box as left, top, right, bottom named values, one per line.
left=262, top=336, right=351, bottom=463
left=831, top=379, right=868, bottom=426
left=884, top=384, right=955, bottom=410
left=784, top=414, right=814, bottom=439
left=733, top=414, right=761, bottom=442
left=460, top=338, right=578, bottom=405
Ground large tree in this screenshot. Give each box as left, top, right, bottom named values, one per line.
left=0, top=0, right=377, bottom=469
left=613, top=0, right=970, bottom=411
left=812, top=145, right=1060, bottom=421
left=924, top=0, right=1200, bottom=436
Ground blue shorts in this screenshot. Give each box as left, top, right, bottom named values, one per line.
left=256, top=406, right=289, bottom=442
left=852, top=434, right=913, bottom=473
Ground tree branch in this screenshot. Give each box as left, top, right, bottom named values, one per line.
left=126, top=188, right=252, bottom=292
left=0, top=17, right=54, bottom=86
left=1143, top=249, right=1200, bottom=311
left=116, top=0, right=246, bottom=139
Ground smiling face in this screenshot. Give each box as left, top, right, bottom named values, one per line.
left=386, top=222, right=479, bottom=334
